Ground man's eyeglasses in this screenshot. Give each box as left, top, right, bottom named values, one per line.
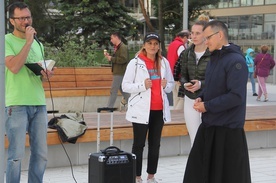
left=204, top=31, right=219, bottom=41
left=11, top=16, right=32, bottom=22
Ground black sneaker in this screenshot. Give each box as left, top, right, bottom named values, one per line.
left=253, top=93, right=258, bottom=96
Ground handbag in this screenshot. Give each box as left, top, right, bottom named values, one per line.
left=254, top=54, right=266, bottom=78
left=253, top=70, right=257, bottom=78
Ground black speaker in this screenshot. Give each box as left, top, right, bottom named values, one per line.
left=88, top=146, right=136, bottom=183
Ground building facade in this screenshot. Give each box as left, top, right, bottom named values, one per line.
left=205, top=0, right=276, bottom=52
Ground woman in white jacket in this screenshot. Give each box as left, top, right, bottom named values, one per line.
left=122, top=32, right=174, bottom=183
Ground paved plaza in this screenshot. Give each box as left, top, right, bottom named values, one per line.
left=17, top=83, right=276, bottom=182
left=20, top=147, right=276, bottom=183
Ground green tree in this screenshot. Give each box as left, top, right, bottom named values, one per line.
left=51, top=0, right=140, bottom=47
left=153, top=0, right=219, bottom=34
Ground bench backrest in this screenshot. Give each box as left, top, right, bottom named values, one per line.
left=43, top=67, right=113, bottom=90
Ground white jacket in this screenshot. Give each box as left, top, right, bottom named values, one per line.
left=122, top=56, right=174, bottom=124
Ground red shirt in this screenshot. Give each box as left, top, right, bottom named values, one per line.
left=139, top=53, right=163, bottom=110
left=167, top=37, right=185, bottom=73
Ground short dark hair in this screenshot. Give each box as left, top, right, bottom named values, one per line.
left=203, top=20, right=229, bottom=40
left=111, top=32, right=122, bottom=40
left=176, top=31, right=190, bottom=38
left=8, top=2, right=29, bottom=18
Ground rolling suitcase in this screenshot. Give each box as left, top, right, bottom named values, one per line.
left=88, top=108, right=136, bottom=183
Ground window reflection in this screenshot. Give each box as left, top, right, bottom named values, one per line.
left=228, top=16, right=239, bottom=40
left=241, top=0, right=252, bottom=6
left=252, top=15, right=263, bottom=40
left=253, top=0, right=264, bottom=5
left=239, top=16, right=250, bottom=39
left=229, top=0, right=240, bottom=7
left=218, top=0, right=228, bottom=8
left=265, top=0, right=276, bottom=4
left=263, top=14, right=275, bottom=39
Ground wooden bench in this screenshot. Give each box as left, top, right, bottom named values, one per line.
left=43, top=67, right=114, bottom=97
left=4, top=106, right=276, bottom=148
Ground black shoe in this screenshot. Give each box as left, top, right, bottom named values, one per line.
left=253, top=93, right=258, bottom=96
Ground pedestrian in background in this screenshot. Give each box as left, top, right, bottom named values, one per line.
left=122, top=32, right=174, bottom=183
left=104, top=32, right=130, bottom=110
left=245, top=48, right=258, bottom=96
left=254, top=45, right=275, bottom=102
left=167, top=30, right=190, bottom=110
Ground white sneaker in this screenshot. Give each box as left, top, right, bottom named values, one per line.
left=147, top=177, right=158, bottom=183
left=136, top=177, right=143, bottom=183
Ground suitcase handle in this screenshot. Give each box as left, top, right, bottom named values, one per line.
left=101, top=146, right=122, bottom=155
left=97, top=107, right=114, bottom=113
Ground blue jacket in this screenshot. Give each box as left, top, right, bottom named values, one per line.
left=199, top=43, right=248, bottom=128
left=245, top=48, right=254, bottom=73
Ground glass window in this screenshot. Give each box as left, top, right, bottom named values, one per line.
left=264, top=14, right=276, bottom=21
left=241, top=0, right=252, bottom=6
left=239, top=16, right=251, bottom=39
left=229, top=0, right=240, bottom=7
left=263, top=14, right=276, bottom=39
left=218, top=0, right=229, bottom=8
left=228, top=16, right=239, bottom=40
left=265, top=0, right=276, bottom=4
left=251, top=15, right=263, bottom=39
left=253, top=0, right=264, bottom=5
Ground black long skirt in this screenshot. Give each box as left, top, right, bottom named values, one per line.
left=183, top=123, right=251, bottom=183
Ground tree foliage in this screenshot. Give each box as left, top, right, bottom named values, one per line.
left=49, top=0, right=140, bottom=48
left=152, top=0, right=219, bottom=34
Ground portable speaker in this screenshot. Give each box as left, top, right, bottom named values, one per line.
left=88, top=146, right=136, bottom=183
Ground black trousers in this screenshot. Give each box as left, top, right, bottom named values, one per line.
left=132, top=110, right=164, bottom=176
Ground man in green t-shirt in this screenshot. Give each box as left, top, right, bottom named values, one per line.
left=5, top=2, right=54, bottom=183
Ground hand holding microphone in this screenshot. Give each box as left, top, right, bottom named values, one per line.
left=25, top=24, right=40, bottom=44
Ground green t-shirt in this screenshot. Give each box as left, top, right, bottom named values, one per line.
left=5, top=33, right=46, bottom=106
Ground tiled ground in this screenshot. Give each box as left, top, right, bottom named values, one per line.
left=8, top=83, right=276, bottom=183
left=18, top=147, right=276, bottom=183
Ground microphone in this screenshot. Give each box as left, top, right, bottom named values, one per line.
left=25, top=25, right=40, bottom=44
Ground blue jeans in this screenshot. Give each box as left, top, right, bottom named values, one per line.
left=5, top=106, right=48, bottom=183
left=248, top=72, right=256, bottom=94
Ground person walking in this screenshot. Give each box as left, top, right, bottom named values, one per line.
left=179, top=20, right=211, bottom=147
left=167, top=30, right=190, bottom=109
left=104, top=32, right=130, bottom=109
left=122, top=32, right=174, bottom=183
left=245, top=48, right=258, bottom=96
left=183, top=20, right=251, bottom=183
left=5, top=2, right=54, bottom=182
left=254, top=45, right=275, bottom=102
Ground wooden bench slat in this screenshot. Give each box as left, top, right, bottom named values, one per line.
left=75, top=67, right=111, bottom=75
left=75, top=74, right=112, bottom=82
left=45, top=89, right=86, bottom=97
left=44, top=82, right=77, bottom=88
left=76, top=81, right=112, bottom=87
left=54, top=67, right=76, bottom=74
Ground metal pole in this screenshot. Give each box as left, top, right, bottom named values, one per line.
left=183, top=0, right=188, bottom=30
left=0, top=0, right=6, bottom=181
left=273, top=18, right=276, bottom=85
